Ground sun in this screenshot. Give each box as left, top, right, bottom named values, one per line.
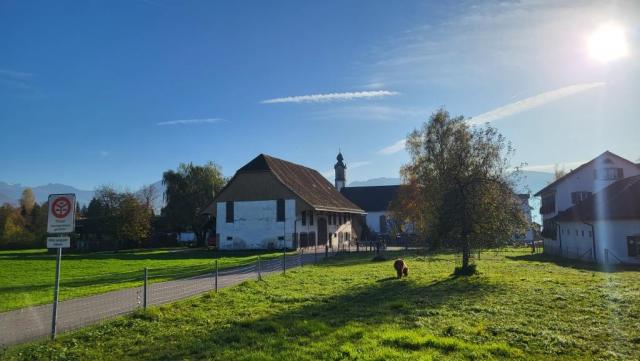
left=588, top=23, right=629, bottom=63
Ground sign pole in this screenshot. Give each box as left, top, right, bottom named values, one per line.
left=51, top=246, right=62, bottom=340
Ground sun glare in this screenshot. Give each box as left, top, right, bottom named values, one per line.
left=588, top=23, right=629, bottom=63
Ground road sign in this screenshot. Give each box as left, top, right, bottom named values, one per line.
left=47, top=194, right=76, bottom=234
left=47, top=236, right=70, bottom=249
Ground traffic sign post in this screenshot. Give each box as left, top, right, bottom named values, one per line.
left=47, top=194, right=75, bottom=340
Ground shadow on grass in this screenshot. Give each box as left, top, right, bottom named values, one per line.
left=141, top=274, right=503, bottom=360
left=507, top=253, right=640, bottom=273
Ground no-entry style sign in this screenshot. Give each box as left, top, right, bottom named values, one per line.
left=47, top=194, right=76, bottom=234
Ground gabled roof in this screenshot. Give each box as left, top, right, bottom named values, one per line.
left=553, top=175, right=640, bottom=222
left=340, top=185, right=400, bottom=212
left=534, top=151, right=640, bottom=196
left=214, top=154, right=364, bottom=213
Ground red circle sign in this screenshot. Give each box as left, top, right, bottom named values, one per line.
left=51, top=197, right=72, bottom=219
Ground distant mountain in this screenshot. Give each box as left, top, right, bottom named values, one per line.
left=0, top=181, right=166, bottom=211
left=513, top=171, right=555, bottom=195
left=348, top=177, right=401, bottom=187
left=0, top=182, right=95, bottom=206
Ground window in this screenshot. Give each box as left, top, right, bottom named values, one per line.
left=277, top=199, right=285, bottom=222
left=327, top=213, right=332, bottom=225
left=226, top=236, right=232, bottom=241
left=594, top=168, right=623, bottom=180
left=338, top=214, right=343, bottom=225
left=226, top=201, right=234, bottom=223
left=332, top=213, right=337, bottom=225
left=309, top=211, right=314, bottom=226
left=581, top=230, right=584, bottom=237
left=571, top=191, right=591, bottom=205
left=627, top=237, right=639, bottom=257
left=540, top=194, right=556, bottom=214
left=301, top=211, right=306, bottom=226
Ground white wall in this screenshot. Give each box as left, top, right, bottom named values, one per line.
left=550, top=220, right=640, bottom=264
left=216, top=199, right=296, bottom=250
left=364, top=211, right=386, bottom=233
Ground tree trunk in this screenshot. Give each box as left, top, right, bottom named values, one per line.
left=462, top=239, right=470, bottom=270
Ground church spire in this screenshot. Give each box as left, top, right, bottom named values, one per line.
left=334, top=150, right=346, bottom=191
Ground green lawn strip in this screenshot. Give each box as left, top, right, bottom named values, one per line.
left=0, top=248, right=287, bottom=312
left=3, top=250, right=639, bottom=360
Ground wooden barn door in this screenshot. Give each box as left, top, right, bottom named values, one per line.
left=318, top=217, right=328, bottom=246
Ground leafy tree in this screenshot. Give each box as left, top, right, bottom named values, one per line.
left=400, top=108, right=526, bottom=274
left=162, top=162, right=226, bottom=246
left=20, top=188, right=36, bottom=215
left=83, top=186, right=152, bottom=250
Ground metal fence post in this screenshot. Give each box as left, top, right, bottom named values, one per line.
left=143, top=267, right=148, bottom=310
left=257, top=256, right=262, bottom=280
left=51, top=247, right=62, bottom=340
left=215, top=260, right=218, bottom=292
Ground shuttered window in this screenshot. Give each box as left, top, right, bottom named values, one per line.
left=301, top=211, right=306, bottom=226
left=277, top=199, right=285, bottom=222
left=309, top=211, right=314, bottom=226
left=226, top=201, right=234, bottom=223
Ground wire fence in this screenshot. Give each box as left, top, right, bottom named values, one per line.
left=0, top=248, right=338, bottom=347
left=0, top=244, right=537, bottom=347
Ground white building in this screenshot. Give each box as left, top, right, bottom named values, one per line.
left=340, top=185, right=400, bottom=235
left=552, top=175, right=640, bottom=264
left=534, top=151, right=640, bottom=262
left=203, top=154, right=364, bottom=250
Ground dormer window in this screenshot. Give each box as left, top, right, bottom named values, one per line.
left=594, top=168, right=623, bottom=180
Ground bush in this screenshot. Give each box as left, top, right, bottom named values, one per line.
left=372, top=254, right=387, bottom=262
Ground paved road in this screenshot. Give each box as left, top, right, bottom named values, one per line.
left=0, top=251, right=328, bottom=346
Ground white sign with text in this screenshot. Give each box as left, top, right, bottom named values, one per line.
left=47, top=194, right=76, bottom=234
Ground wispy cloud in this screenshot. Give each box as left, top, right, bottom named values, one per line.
left=377, top=139, right=406, bottom=155
left=260, top=90, right=399, bottom=104
left=519, top=160, right=586, bottom=173
left=156, top=118, right=225, bottom=126
left=312, top=105, right=427, bottom=122
left=0, top=69, right=35, bottom=89
left=99, top=150, right=110, bottom=157
left=467, top=82, right=605, bottom=125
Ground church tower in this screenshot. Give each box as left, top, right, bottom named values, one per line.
left=334, top=151, right=346, bottom=191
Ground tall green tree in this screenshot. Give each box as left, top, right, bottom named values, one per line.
left=162, top=162, right=226, bottom=246
left=20, top=188, right=36, bottom=216
left=401, top=108, right=526, bottom=274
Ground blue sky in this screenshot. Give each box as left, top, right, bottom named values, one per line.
left=1, top=0, right=639, bottom=191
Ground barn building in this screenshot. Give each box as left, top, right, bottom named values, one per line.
left=203, top=154, right=364, bottom=250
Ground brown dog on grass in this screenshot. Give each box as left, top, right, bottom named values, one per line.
left=393, top=259, right=409, bottom=279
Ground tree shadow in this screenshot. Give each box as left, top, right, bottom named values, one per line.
left=507, top=253, right=640, bottom=273
left=140, top=274, right=503, bottom=360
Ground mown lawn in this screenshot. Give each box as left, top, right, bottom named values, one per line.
left=0, top=247, right=285, bottom=312
left=2, top=249, right=640, bottom=360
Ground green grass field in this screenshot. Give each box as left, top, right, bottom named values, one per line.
left=0, top=247, right=285, bottom=312
left=2, top=249, right=639, bottom=360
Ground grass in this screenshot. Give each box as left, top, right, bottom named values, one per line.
left=2, top=249, right=640, bottom=360
left=0, top=247, right=286, bottom=312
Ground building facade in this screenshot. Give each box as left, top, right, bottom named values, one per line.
left=203, top=154, right=364, bottom=250
left=535, top=151, right=640, bottom=241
